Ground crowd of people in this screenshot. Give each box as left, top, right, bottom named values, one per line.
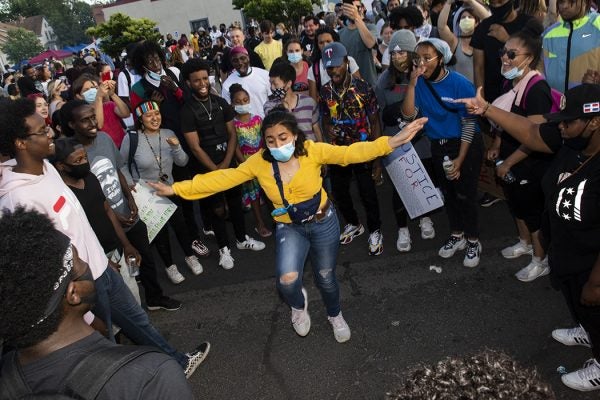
left=0, top=0, right=599, bottom=396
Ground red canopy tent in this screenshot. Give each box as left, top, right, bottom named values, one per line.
left=29, top=49, right=72, bottom=64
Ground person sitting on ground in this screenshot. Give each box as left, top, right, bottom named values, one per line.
left=0, top=207, right=195, bottom=399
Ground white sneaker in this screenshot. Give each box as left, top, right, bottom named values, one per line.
left=368, top=229, right=383, bottom=256
left=166, top=264, right=185, bottom=284
left=184, top=255, right=203, bottom=275
left=236, top=235, right=265, bottom=251
left=501, top=240, right=532, bottom=259
left=202, top=228, right=215, bottom=237
left=396, top=227, right=411, bottom=252
left=291, top=288, right=311, bottom=337
left=561, top=358, right=600, bottom=392
left=419, top=217, right=435, bottom=239
left=552, top=325, right=591, bottom=347
left=463, top=240, right=482, bottom=267
left=218, top=246, right=234, bottom=270
left=438, top=234, right=466, bottom=258
left=340, top=223, right=364, bottom=244
left=515, top=257, right=549, bottom=282
left=328, top=312, right=351, bottom=343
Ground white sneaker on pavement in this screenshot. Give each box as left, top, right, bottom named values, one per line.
left=184, top=255, right=203, bottom=275
left=501, top=240, right=532, bottom=259
left=552, top=325, right=591, bottom=347
left=561, top=358, right=600, bottom=392
left=419, top=217, right=435, bottom=239
left=463, top=240, right=482, bottom=268
left=328, top=312, right=351, bottom=343
left=236, top=235, right=266, bottom=251
left=166, top=264, right=185, bottom=284
left=291, top=288, right=311, bottom=337
left=368, top=229, right=383, bottom=256
left=515, top=257, right=549, bottom=282
left=396, top=227, right=411, bottom=252
left=218, top=246, right=234, bottom=270
left=340, top=223, right=364, bottom=245
left=438, top=234, right=467, bottom=258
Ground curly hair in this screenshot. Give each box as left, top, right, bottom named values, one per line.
left=386, top=350, right=556, bottom=400
left=59, top=100, right=89, bottom=137
left=389, top=6, right=425, bottom=30
left=312, top=27, right=340, bottom=64
left=180, top=58, right=211, bottom=81
left=0, top=207, right=71, bottom=348
left=130, top=40, right=166, bottom=77
left=0, top=98, right=37, bottom=157
left=261, top=108, right=308, bottom=162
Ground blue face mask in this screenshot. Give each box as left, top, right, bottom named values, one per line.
left=269, top=141, right=295, bottom=162
left=145, top=67, right=162, bottom=81
left=234, top=104, right=252, bottom=114
left=287, top=53, right=302, bottom=64
left=82, top=87, right=97, bottom=104
left=501, top=66, right=524, bottom=80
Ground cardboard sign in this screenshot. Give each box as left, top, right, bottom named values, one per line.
left=383, top=143, right=444, bottom=219
left=130, top=182, right=177, bottom=242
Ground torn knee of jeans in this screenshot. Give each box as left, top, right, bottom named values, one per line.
left=318, top=268, right=333, bottom=279
left=279, top=272, right=298, bottom=286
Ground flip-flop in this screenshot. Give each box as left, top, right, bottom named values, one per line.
left=255, top=227, right=272, bottom=238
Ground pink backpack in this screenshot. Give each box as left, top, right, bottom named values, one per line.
left=516, top=74, right=564, bottom=113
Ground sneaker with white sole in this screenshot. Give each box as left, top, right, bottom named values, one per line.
left=438, top=234, right=467, bottom=258
left=166, top=264, right=185, bottom=284
left=184, top=342, right=210, bottom=379
left=501, top=240, right=532, bottom=259
left=340, top=223, right=364, bottom=245
left=218, top=246, right=234, bottom=270
left=419, top=217, right=435, bottom=239
left=236, top=235, right=265, bottom=251
left=396, top=227, right=411, bottom=252
left=202, top=228, right=215, bottom=237
left=515, top=257, right=549, bottom=282
left=328, top=312, right=351, bottom=343
left=291, top=288, right=311, bottom=337
left=463, top=240, right=482, bottom=267
left=368, top=229, right=383, bottom=256
left=191, top=239, right=210, bottom=257
left=561, top=358, right=600, bottom=392
left=185, top=255, right=203, bottom=275
left=552, top=325, right=591, bottom=347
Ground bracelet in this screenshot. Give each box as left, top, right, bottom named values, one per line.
left=481, top=102, right=490, bottom=116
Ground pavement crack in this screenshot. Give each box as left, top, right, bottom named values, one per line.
left=262, top=302, right=294, bottom=399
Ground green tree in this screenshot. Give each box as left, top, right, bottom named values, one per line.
left=1, top=27, right=44, bottom=63
left=86, top=13, right=161, bottom=58
left=233, top=0, right=318, bottom=33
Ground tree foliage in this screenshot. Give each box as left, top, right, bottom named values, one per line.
left=232, top=0, right=318, bottom=32
left=1, top=27, right=44, bottom=63
left=86, top=13, right=162, bottom=58
left=0, top=0, right=95, bottom=46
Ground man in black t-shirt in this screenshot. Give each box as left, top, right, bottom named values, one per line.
left=180, top=59, right=265, bottom=271
left=471, top=0, right=532, bottom=102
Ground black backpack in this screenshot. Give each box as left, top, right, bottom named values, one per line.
left=0, top=345, right=159, bottom=399
left=126, top=129, right=140, bottom=180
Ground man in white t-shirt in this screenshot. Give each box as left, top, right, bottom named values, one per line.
left=117, top=45, right=142, bottom=128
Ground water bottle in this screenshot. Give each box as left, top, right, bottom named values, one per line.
left=127, top=255, right=139, bottom=277
left=442, top=156, right=454, bottom=180
left=495, top=159, right=516, bottom=184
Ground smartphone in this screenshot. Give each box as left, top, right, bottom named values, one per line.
left=101, top=71, right=111, bottom=82
left=58, top=75, right=67, bottom=83
left=343, top=0, right=353, bottom=4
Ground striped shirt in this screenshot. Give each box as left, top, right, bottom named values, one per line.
left=264, top=94, right=319, bottom=141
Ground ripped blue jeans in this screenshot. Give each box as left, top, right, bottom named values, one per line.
left=274, top=204, right=341, bottom=317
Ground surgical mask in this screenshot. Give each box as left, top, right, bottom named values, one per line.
left=144, top=67, right=162, bottom=81
left=276, top=28, right=284, bottom=35
left=501, top=59, right=528, bottom=80
left=490, top=0, right=514, bottom=22
left=82, top=88, right=97, bottom=104
left=234, top=104, right=252, bottom=114
left=459, top=17, right=475, bottom=35
left=271, top=87, right=287, bottom=100
left=64, top=162, right=90, bottom=179
left=287, top=53, right=302, bottom=64
left=268, top=141, right=295, bottom=162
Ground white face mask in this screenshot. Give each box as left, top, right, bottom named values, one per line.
left=234, top=104, right=252, bottom=114
left=459, top=17, right=475, bottom=34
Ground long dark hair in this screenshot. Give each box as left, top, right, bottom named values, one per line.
left=311, top=27, right=340, bottom=65
left=260, top=107, right=308, bottom=162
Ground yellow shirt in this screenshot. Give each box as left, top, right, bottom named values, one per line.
left=254, top=40, right=283, bottom=70
left=173, top=137, right=393, bottom=223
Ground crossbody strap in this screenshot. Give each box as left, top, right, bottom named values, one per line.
left=423, top=79, right=459, bottom=114
left=271, top=161, right=290, bottom=208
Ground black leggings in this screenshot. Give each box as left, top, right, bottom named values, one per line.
left=202, top=185, right=247, bottom=249
left=153, top=197, right=195, bottom=266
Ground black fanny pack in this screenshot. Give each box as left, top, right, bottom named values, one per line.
left=272, top=161, right=322, bottom=224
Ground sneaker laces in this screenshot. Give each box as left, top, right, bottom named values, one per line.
left=342, top=224, right=357, bottom=235
left=576, top=359, right=600, bottom=380
left=443, top=235, right=462, bottom=250
left=420, top=218, right=433, bottom=231
left=329, top=314, right=346, bottom=329
left=466, top=241, right=479, bottom=258
left=398, top=229, right=410, bottom=242
left=369, top=230, right=382, bottom=246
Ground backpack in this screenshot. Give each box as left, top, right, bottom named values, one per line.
left=126, top=129, right=140, bottom=180
left=0, top=345, right=159, bottom=399
left=517, top=74, right=564, bottom=113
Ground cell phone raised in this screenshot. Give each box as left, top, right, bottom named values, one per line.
left=101, top=71, right=111, bottom=82
left=343, top=0, right=354, bottom=4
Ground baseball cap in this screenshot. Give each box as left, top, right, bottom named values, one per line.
left=51, top=137, right=84, bottom=164
left=322, top=42, right=347, bottom=68
left=544, top=84, right=600, bottom=122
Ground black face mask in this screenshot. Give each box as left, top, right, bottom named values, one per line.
left=426, top=61, right=444, bottom=81
left=489, top=0, right=514, bottom=22
left=563, top=120, right=592, bottom=151
left=64, top=162, right=90, bottom=179
left=73, top=265, right=97, bottom=306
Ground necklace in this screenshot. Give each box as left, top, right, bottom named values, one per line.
left=198, top=96, right=213, bottom=120
left=142, top=130, right=168, bottom=182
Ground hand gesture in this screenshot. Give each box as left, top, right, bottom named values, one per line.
left=488, top=24, right=509, bottom=42
left=582, top=69, right=600, bottom=84
left=166, top=136, right=180, bottom=147
left=388, top=117, right=428, bottom=147
left=496, top=162, right=509, bottom=179
left=106, top=80, right=116, bottom=97
left=97, top=81, right=110, bottom=99
left=409, top=65, right=425, bottom=88
left=342, top=3, right=362, bottom=22
left=150, top=90, right=165, bottom=104
left=147, top=181, right=176, bottom=197
left=160, top=75, right=179, bottom=92
left=454, top=87, right=488, bottom=115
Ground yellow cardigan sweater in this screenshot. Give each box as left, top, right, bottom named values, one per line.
left=173, top=137, right=393, bottom=223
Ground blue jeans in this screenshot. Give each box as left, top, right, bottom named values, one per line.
left=92, top=267, right=188, bottom=367
left=274, top=204, right=342, bottom=317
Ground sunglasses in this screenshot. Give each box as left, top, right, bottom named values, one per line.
left=498, top=48, right=530, bottom=60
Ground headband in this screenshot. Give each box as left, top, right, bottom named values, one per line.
left=135, top=101, right=160, bottom=118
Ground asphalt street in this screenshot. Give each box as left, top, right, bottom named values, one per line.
left=145, top=182, right=597, bottom=400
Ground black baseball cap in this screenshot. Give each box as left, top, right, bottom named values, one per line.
left=544, top=84, right=600, bottom=122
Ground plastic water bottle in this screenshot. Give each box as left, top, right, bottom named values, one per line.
left=127, top=255, right=139, bottom=277
left=495, top=159, right=516, bottom=184
left=442, top=156, right=454, bottom=180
